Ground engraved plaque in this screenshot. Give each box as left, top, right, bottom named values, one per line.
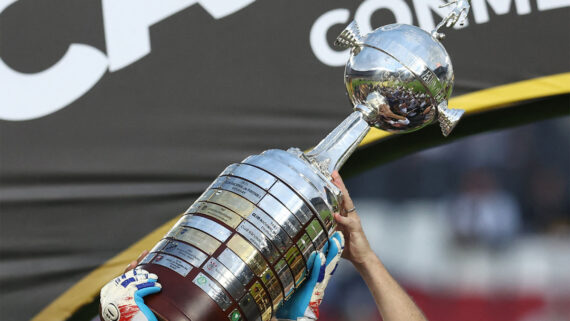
left=209, top=176, right=227, bottom=190
left=237, top=221, right=280, bottom=264
left=232, top=164, right=276, bottom=190
left=220, top=176, right=266, bottom=204
left=149, top=239, right=169, bottom=254
left=269, top=181, right=313, bottom=225
left=140, top=252, right=156, bottom=265
left=189, top=202, right=243, bottom=228
left=152, top=253, right=192, bottom=277
left=203, top=258, right=246, bottom=300
left=161, top=240, right=208, bottom=268
left=209, top=189, right=256, bottom=218
left=193, top=272, right=232, bottom=311
left=258, top=194, right=301, bottom=238
left=193, top=189, right=216, bottom=204
left=246, top=209, right=292, bottom=254
left=221, top=163, right=239, bottom=177
left=168, top=227, right=221, bottom=255
left=176, top=214, right=232, bottom=242
left=226, top=235, right=269, bottom=276
left=217, top=248, right=255, bottom=286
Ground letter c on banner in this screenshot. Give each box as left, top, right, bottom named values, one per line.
left=0, top=0, right=107, bottom=121
left=310, top=9, right=351, bottom=67
left=310, top=1, right=414, bottom=67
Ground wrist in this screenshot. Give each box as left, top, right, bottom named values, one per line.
left=353, top=251, right=381, bottom=273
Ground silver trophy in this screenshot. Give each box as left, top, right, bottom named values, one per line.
left=135, top=6, right=468, bottom=321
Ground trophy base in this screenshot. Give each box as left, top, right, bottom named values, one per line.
left=145, top=264, right=230, bottom=321
left=138, top=149, right=341, bottom=321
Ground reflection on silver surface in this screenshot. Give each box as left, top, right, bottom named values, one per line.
left=217, top=248, right=255, bottom=287
left=192, top=272, right=232, bottom=311
left=175, top=214, right=232, bottom=242
left=237, top=220, right=280, bottom=264
left=149, top=239, right=169, bottom=254
left=247, top=208, right=293, bottom=254
left=220, top=176, right=266, bottom=204
left=139, top=252, right=156, bottom=265
left=274, top=258, right=295, bottom=299
left=263, top=149, right=340, bottom=215
left=339, top=22, right=464, bottom=135
left=203, top=257, right=246, bottom=300
left=296, top=233, right=315, bottom=263
left=152, top=253, right=193, bottom=277
left=231, top=164, right=277, bottom=190
left=268, top=181, right=312, bottom=225
left=245, top=155, right=332, bottom=234
left=239, top=293, right=262, bottom=321
left=258, top=194, right=301, bottom=238
left=160, top=240, right=208, bottom=268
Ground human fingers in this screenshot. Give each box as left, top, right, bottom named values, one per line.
left=334, top=212, right=360, bottom=233
left=124, top=250, right=149, bottom=272
left=125, top=260, right=138, bottom=273
left=331, top=171, right=355, bottom=217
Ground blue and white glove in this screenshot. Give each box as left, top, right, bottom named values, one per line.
left=276, top=231, right=344, bottom=321
left=100, top=268, right=161, bottom=321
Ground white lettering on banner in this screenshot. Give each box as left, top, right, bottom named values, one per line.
left=356, top=0, right=413, bottom=35
left=536, top=0, right=570, bottom=10
left=472, top=0, right=531, bottom=24
left=1, top=0, right=569, bottom=121
left=309, top=9, right=351, bottom=67
left=310, top=0, right=570, bottom=67
left=0, top=45, right=108, bottom=121
left=0, top=0, right=255, bottom=121
left=102, top=0, right=255, bottom=72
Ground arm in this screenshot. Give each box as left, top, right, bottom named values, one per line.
left=331, top=171, right=428, bottom=321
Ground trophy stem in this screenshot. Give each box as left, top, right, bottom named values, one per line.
left=304, top=110, right=371, bottom=175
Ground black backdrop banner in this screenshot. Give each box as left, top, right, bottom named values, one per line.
left=0, top=1, right=569, bottom=320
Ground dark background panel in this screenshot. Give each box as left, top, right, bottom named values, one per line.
left=1, top=0, right=569, bottom=319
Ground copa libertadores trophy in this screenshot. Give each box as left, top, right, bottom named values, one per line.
left=128, top=6, right=469, bottom=320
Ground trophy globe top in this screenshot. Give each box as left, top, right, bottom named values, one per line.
left=337, top=22, right=462, bottom=136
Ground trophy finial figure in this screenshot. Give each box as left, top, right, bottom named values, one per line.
left=431, top=0, right=471, bottom=40
left=334, top=21, right=363, bottom=53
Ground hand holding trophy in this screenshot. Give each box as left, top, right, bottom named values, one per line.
left=101, top=5, right=469, bottom=320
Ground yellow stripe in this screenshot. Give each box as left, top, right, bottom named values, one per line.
left=31, top=215, right=182, bottom=321
left=32, top=72, right=570, bottom=321
left=360, top=72, right=570, bottom=146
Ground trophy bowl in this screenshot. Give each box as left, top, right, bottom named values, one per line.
left=338, top=23, right=461, bottom=136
